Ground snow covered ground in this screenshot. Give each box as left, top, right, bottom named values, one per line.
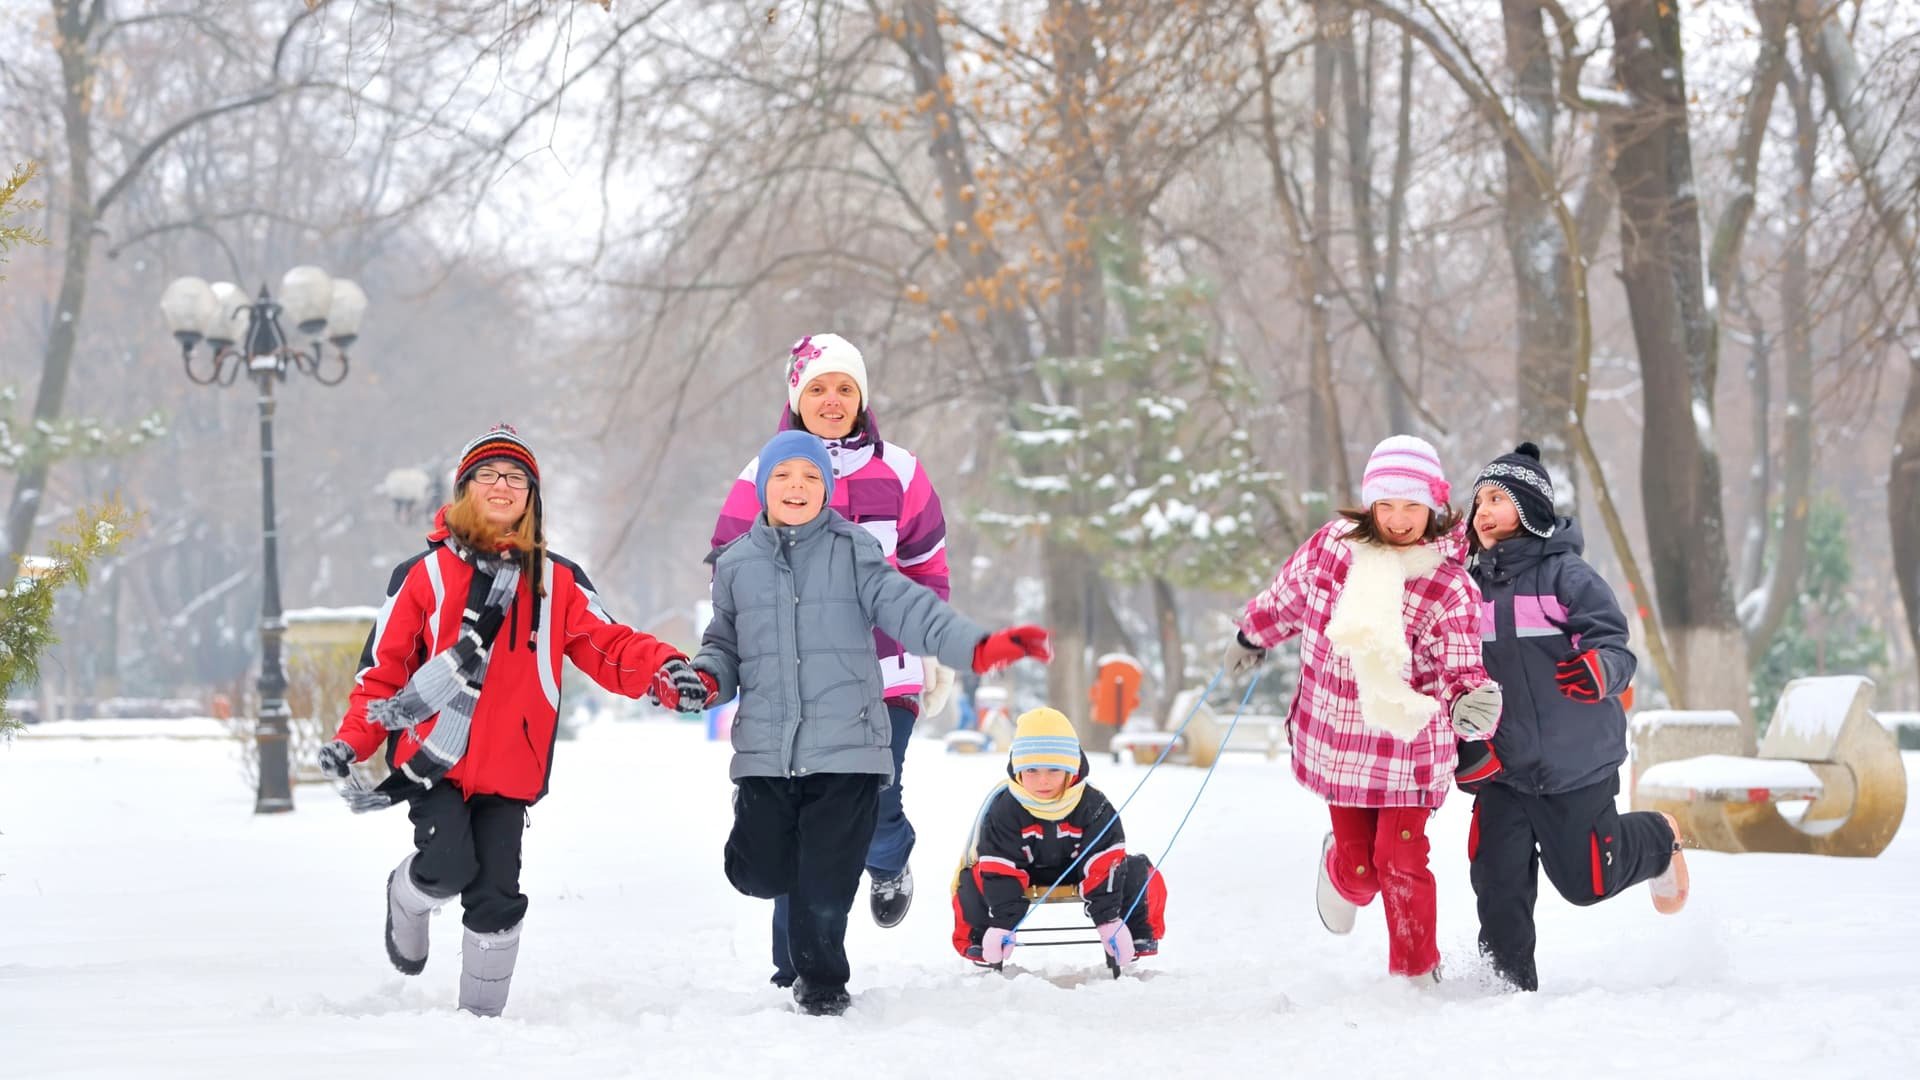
left=5, top=720, right=1919, bottom=1079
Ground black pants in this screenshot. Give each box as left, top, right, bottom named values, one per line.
left=725, top=772, right=880, bottom=989
left=406, top=783, right=529, bottom=933
left=951, top=853, right=1167, bottom=952
left=1470, top=774, right=1675, bottom=991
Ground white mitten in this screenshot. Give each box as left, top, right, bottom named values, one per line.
left=920, top=657, right=958, bottom=718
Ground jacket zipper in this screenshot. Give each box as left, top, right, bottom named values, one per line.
left=780, top=532, right=804, bottom=777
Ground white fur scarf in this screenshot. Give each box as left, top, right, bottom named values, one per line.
left=1325, top=539, right=1445, bottom=741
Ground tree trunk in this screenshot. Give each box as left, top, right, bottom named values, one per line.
left=1150, top=575, right=1184, bottom=724
left=1792, top=1, right=1920, bottom=690
left=1606, top=0, right=1752, bottom=734
left=1498, top=0, right=1578, bottom=485
left=1334, top=9, right=1411, bottom=434
left=1893, top=362, right=1920, bottom=695
left=1734, top=279, right=1772, bottom=597
left=1310, top=3, right=1350, bottom=500
left=1742, top=62, right=1817, bottom=655
left=5, top=0, right=94, bottom=566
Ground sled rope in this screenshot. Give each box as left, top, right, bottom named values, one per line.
left=1114, top=669, right=1264, bottom=938
left=1008, top=665, right=1229, bottom=934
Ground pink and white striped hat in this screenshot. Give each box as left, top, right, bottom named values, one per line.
left=1359, top=434, right=1451, bottom=511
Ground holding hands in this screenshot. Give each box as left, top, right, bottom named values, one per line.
left=650, top=657, right=718, bottom=712
left=1450, top=683, right=1503, bottom=737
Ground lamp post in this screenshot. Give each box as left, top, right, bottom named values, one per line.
left=159, top=268, right=367, bottom=814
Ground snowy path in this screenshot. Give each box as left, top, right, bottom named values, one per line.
left=4, top=722, right=1918, bottom=1078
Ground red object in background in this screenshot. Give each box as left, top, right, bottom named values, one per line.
left=211, top=693, right=232, bottom=721
left=1089, top=654, right=1144, bottom=727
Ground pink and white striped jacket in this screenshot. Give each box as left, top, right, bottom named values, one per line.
left=1239, top=518, right=1491, bottom=809
left=709, top=411, right=951, bottom=703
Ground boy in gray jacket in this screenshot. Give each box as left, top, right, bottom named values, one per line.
left=673, top=430, right=1051, bottom=1016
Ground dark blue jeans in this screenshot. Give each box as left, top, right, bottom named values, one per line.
left=772, top=701, right=916, bottom=979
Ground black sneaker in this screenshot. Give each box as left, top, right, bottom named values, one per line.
left=792, top=977, right=851, bottom=1017
left=1133, top=937, right=1159, bottom=958
left=869, top=867, right=914, bottom=928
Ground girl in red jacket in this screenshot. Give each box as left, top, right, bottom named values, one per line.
left=316, top=425, right=702, bottom=1017
left=1224, top=435, right=1501, bottom=983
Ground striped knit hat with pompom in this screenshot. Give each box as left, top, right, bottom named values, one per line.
left=456, top=424, right=540, bottom=489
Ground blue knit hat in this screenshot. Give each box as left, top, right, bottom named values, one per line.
left=754, top=430, right=836, bottom=509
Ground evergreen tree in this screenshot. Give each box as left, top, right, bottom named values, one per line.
left=1749, top=497, right=1888, bottom=729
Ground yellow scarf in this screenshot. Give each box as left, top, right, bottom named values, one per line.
left=1006, top=776, right=1085, bottom=822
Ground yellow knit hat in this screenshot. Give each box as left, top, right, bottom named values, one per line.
left=1008, top=707, right=1081, bottom=773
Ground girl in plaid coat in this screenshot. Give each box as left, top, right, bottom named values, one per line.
left=1224, top=435, right=1501, bottom=982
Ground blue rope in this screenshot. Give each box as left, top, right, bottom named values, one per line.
left=1110, top=669, right=1264, bottom=945
left=1006, top=666, right=1226, bottom=934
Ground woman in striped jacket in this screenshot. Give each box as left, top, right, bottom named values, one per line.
left=1223, top=435, right=1502, bottom=984
left=708, top=332, right=955, bottom=985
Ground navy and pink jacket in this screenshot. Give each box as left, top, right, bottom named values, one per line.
left=1469, top=516, right=1637, bottom=796
left=709, top=410, right=950, bottom=703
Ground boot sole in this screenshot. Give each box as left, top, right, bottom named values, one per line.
left=1652, top=812, right=1690, bottom=915
left=1316, top=833, right=1358, bottom=935
left=385, top=869, right=427, bottom=976
left=871, top=873, right=913, bottom=928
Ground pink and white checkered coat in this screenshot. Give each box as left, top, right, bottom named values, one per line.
left=1239, top=518, right=1491, bottom=809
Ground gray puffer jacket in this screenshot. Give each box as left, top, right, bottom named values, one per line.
left=695, top=508, right=987, bottom=782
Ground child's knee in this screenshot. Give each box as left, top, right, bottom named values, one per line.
left=1374, top=813, right=1432, bottom=878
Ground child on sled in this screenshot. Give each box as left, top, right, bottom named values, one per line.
left=950, top=707, right=1167, bottom=969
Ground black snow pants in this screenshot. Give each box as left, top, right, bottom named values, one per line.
left=725, top=772, right=880, bottom=990
left=1469, top=773, right=1677, bottom=991
left=406, top=782, right=529, bottom=933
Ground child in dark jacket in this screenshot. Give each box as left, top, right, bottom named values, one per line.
left=1464, top=443, right=1690, bottom=992
left=950, top=707, right=1167, bottom=970
left=677, top=430, right=1053, bottom=1016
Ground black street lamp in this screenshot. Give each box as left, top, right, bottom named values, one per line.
left=159, top=268, right=367, bottom=814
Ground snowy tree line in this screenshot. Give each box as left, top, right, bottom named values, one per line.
left=3, top=1, right=1916, bottom=740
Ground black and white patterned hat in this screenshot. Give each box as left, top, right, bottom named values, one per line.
left=1473, top=442, right=1555, bottom=539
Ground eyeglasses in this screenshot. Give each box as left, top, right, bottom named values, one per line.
left=471, top=467, right=530, bottom=490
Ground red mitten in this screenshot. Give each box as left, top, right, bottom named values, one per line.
left=1554, top=649, right=1605, bottom=703
left=650, top=658, right=717, bottom=712
left=972, top=625, right=1053, bottom=674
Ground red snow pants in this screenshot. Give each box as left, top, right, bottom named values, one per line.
left=1326, top=805, right=1439, bottom=977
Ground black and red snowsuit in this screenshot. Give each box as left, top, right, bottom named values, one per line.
left=949, top=758, right=1168, bottom=959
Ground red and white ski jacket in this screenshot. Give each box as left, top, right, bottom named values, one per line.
left=333, top=514, right=681, bottom=803
left=1239, top=518, right=1491, bottom=809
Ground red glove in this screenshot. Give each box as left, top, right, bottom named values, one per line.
left=1454, top=738, right=1502, bottom=793
left=972, top=625, right=1053, bottom=674
left=650, top=658, right=718, bottom=712
left=1554, top=649, right=1605, bottom=703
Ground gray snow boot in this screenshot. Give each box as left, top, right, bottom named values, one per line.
left=386, top=854, right=442, bottom=976
left=458, top=923, right=522, bottom=1018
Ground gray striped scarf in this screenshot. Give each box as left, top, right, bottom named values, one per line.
left=368, top=548, right=520, bottom=787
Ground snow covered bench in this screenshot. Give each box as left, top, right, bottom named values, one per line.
left=1109, top=689, right=1288, bottom=769
left=1633, top=676, right=1907, bottom=857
